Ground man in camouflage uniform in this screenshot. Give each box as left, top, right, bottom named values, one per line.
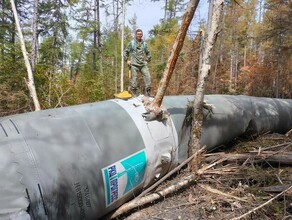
left=124, top=29, right=152, bottom=96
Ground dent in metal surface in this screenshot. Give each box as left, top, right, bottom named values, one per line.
left=0, top=95, right=291, bottom=220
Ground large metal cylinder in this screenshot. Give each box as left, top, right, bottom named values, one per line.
left=0, top=95, right=291, bottom=220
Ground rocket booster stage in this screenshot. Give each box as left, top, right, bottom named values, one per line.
left=0, top=95, right=291, bottom=220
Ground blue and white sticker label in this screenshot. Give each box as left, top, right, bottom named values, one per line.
left=102, top=150, right=147, bottom=207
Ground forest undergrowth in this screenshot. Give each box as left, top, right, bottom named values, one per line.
left=113, top=132, right=292, bottom=220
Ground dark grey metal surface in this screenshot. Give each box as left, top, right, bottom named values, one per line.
left=0, top=95, right=291, bottom=220
left=163, top=95, right=292, bottom=162
left=0, top=101, right=146, bottom=219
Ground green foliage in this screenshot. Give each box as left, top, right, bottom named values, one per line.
left=38, top=37, right=64, bottom=67
left=149, top=19, right=179, bottom=37
left=148, top=19, right=179, bottom=84
left=1, top=0, right=292, bottom=116
left=0, top=59, right=29, bottom=115
left=75, top=73, right=105, bottom=102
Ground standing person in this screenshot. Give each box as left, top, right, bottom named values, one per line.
left=124, top=29, right=152, bottom=96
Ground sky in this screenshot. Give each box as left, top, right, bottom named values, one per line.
left=125, top=0, right=209, bottom=38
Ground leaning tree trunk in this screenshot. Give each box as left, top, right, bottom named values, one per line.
left=10, top=0, right=41, bottom=111
left=150, top=0, right=200, bottom=113
left=188, top=0, right=223, bottom=158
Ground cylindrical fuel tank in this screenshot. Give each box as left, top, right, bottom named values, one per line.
left=0, top=96, right=178, bottom=220
left=0, top=95, right=291, bottom=220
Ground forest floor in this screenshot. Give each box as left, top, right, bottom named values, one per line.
left=113, top=131, right=292, bottom=220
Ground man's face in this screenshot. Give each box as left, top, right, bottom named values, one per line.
left=135, top=31, right=143, bottom=41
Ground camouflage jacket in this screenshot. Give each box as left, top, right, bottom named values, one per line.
left=124, top=39, right=151, bottom=67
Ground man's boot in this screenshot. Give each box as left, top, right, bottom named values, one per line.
left=131, top=87, right=138, bottom=97
left=146, top=87, right=153, bottom=97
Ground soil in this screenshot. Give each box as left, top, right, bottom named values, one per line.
left=113, top=132, right=292, bottom=220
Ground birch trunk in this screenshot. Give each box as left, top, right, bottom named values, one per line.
left=113, top=0, right=118, bottom=93
left=189, top=0, right=223, bottom=157
left=10, top=0, right=41, bottom=111
left=120, top=0, right=125, bottom=92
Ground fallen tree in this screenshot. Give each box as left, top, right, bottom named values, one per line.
left=110, top=133, right=292, bottom=220
left=109, top=148, right=223, bottom=219
left=205, top=148, right=292, bottom=166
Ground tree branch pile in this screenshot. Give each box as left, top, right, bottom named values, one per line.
left=110, top=133, right=292, bottom=220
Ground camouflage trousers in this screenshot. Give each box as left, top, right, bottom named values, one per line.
left=130, top=64, right=151, bottom=90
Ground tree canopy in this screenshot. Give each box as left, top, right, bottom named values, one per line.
left=0, top=0, right=291, bottom=116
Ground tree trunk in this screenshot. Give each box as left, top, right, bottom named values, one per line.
left=229, top=50, right=234, bottom=90
left=188, top=0, right=223, bottom=158
left=151, top=0, right=200, bottom=111
left=275, top=33, right=282, bottom=98
left=207, top=0, right=214, bottom=30
left=10, top=0, right=41, bottom=111
left=204, top=151, right=292, bottom=166
left=164, top=0, right=168, bottom=20
left=212, top=11, right=224, bottom=93
left=0, top=0, right=4, bottom=58
left=96, top=0, right=103, bottom=75
left=72, top=41, right=85, bottom=83
left=212, top=47, right=219, bottom=93
left=11, top=5, right=16, bottom=61
left=31, top=0, right=38, bottom=74
left=69, top=60, right=75, bottom=80
left=243, top=43, right=247, bottom=67
left=234, top=43, right=238, bottom=89
left=120, top=0, right=125, bottom=92
left=113, top=0, right=119, bottom=93
left=92, top=0, right=98, bottom=74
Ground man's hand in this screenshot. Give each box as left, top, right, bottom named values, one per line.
left=127, top=60, right=131, bottom=66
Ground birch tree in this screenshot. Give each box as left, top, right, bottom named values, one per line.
left=188, top=0, right=223, bottom=158
left=10, top=0, right=41, bottom=111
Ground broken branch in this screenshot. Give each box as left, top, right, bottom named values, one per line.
left=110, top=156, right=225, bottom=219
left=204, top=151, right=292, bottom=166
left=231, top=185, right=292, bottom=220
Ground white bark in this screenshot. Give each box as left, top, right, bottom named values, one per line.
left=189, top=0, right=223, bottom=156
left=120, top=0, right=125, bottom=92
left=10, top=0, right=41, bottom=111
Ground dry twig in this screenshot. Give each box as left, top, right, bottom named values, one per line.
left=110, top=157, right=227, bottom=219
left=250, top=142, right=292, bottom=152
left=286, top=129, right=292, bottom=137
left=231, top=185, right=292, bottom=220
left=198, top=184, right=248, bottom=203
left=204, top=151, right=292, bottom=166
